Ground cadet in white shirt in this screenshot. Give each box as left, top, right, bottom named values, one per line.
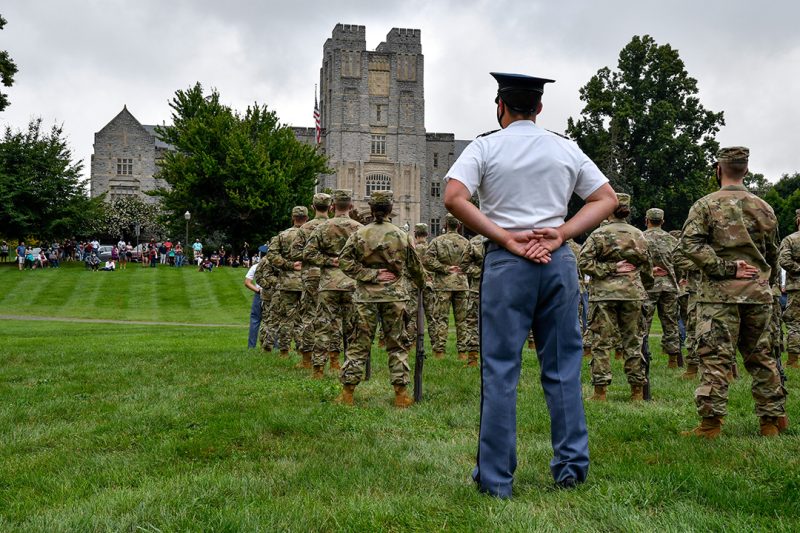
left=244, top=261, right=262, bottom=349
left=444, top=72, right=617, bottom=499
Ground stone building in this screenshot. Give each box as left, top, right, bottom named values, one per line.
left=298, top=24, right=469, bottom=233
left=90, top=106, right=172, bottom=203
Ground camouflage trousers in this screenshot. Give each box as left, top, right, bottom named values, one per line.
left=313, top=290, right=356, bottom=367
left=432, top=290, right=470, bottom=353
left=642, top=290, right=681, bottom=356
left=783, top=291, right=800, bottom=355
left=583, top=300, right=619, bottom=351
left=341, top=300, right=411, bottom=386
left=274, top=290, right=302, bottom=352
left=694, top=302, right=786, bottom=418
left=464, top=290, right=480, bottom=353
left=684, top=296, right=699, bottom=367
left=772, top=297, right=785, bottom=357
left=589, top=300, right=646, bottom=386
left=297, top=277, right=320, bottom=354
left=260, top=289, right=279, bottom=351
left=406, top=286, right=437, bottom=349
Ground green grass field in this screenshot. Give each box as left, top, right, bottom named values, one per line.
left=1, top=262, right=798, bottom=531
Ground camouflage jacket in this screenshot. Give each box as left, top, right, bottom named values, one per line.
left=671, top=239, right=702, bottom=296
left=643, top=227, right=679, bottom=294
left=778, top=231, right=800, bottom=291
left=339, top=221, right=425, bottom=303
left=414, top=240, right=434, bottom=289
left=680, top=185, right=778, bottom=304
left=290, top=214, right=330, bottom=282
left=461, top=235, right=485, bottom=293
left=253, top=239, right=279, bottom=291
left=579, top=219, right=654, bottom=301
left=304, top=215, right=363, bottom=291
left=423, top=230, right=470, bottom=291
left=267, top=226, right=304, bottom=291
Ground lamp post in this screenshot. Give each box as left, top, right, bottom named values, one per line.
left=184, top=211, right=191, bottom=261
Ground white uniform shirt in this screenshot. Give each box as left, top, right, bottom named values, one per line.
left=445, top=120, right=608, bottom=232
left=245, top=263, right=258, bottom=281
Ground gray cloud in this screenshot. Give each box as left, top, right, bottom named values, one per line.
left=2, top=0, right=798, bottom=185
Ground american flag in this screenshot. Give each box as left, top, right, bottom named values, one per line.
left=313, top=92, right=321, bottom=145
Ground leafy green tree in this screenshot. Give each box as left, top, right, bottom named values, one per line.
left=567, top=35, right=724, bottom=230
left=743, top=172, right=771, bottom=198
left=0, top=15, right=17, bottom=112
left=153, top=83, right=329, bottom=246
left=760, top=172, right=800, bottom=239
left=0, top=118, right=101, bottom=240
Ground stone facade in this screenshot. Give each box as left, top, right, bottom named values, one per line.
left=295, top=24, right=468, bottom=234
left=91, top=106, right=172, bottom=203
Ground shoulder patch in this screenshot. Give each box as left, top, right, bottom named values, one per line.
left=545, top=129, right=570, bottom=140
left=477, top=129, right=500, bottom=138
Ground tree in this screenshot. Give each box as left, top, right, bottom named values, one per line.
left=761, top=172, right=800, bottom=239
left=0, top=15, right=18, bottom=112
left=89, top=195, right=166, bottom=242
left=566, top=35, right=724, bottom=230
left=153, top=83, right=330, bottom=246
left=0, top=118, right=101, bottom=240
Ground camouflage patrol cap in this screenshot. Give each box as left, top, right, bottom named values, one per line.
left=415, top=223, right=429, bottom=233
left=445, top=212, right=459, bottom=224
left=646, top=208, right=664, bottom=221
left=616, top=193, right=631, bottom=208
left=368, top=190, right=393, bottom=206
left=332, top=189, right=352, bottom=202
left=717, top=146, right=749, bottom=164
left=312, top=192, right=332, bottom=207
left=291, top=206, right=309, bottom=217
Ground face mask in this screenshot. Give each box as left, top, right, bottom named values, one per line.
left=495, top=96, right=505, bottom=128
left=716, top=166, right=722, bottom=187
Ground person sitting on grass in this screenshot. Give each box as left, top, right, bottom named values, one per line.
left=198, top=256, right=214, bottom=272
left=25, top=247, right=35, bottom=269
left=100, top=259, right=116, bottom=271
left=86, top=252, right=100, bottom=271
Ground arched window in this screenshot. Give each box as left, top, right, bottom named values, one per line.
left=366, top=174, right=391, bottom=197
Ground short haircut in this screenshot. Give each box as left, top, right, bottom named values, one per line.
left=445, top=217, right=459, bottom=230
left=719, top=161, right=748, bottom=179
left=335, top=199, right=351, bottom=211
left=647, top=218, right=663, bottom=226
left=614, top=206, right=631, bottom=219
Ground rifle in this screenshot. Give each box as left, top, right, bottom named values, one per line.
left=641, top=332, right=652, bottom=401
left=414, top=289, right=425, bottom=402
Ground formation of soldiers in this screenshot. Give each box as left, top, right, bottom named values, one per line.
left=251, top=147, right=794, bottom=437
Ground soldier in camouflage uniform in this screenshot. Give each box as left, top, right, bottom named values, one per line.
left=266, top=206, right=308, bottom=357
left=254, top=238, right=279, bottom=351
left=288, top=193, right=331, bottom=369
left=671, top=235, right=703, bottom=379
left=304, top=189, right=363, bottom=377
left=680, top=146, right=787, bottom=439
left=461, top=234, right=484, bottom=366
left=670, top=230, right=690, bottom=350
left=579, top=193, right=654, bottom=401
left=337, top=191, right=425, bottom=407
left=423, top=213, right=471, bottom=359
left=641, top=208, right=683, bottom=368
left=778, top=209, right=800, bottom=369
left=406, top=223, right=439, bottom=354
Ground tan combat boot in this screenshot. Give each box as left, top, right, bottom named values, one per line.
left=630, top=384, right=644, bottom=401
left=760, top=416, right=784, bottom=437
left=583, top=347, right=591, bottom=359
left=589, top=385, right=607, bottom=401
left=681, top=416, right=723, bottom=439
left=458, top=352, right=468, bottom=361
left=335, top=384, right=356, bottom=405
left=528, top=340, right=536, bottom=350
left=668, top=355, right=678, bottom=369
left=466, top=351, right=479, bottom=367
left=328, top=351, right=341, bottom=370
left=614, top=349, right=623, bottom=360
left=787, top=354, right=800, bottom=369
left=681, top=364, right=699, bottom=380
left=296, top=351, right=312, bottom=369
left=777, top=415, right=790, bottom=433
left=433, top=351, right=445, bottom=360
left=311, top=365, right=325, bottom=379
left=279, top=349, right=289, bottom=358
left=393, top=385, right=414, bottom=408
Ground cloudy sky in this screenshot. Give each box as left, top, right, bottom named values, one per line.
left=2, top=0, right=799, bottom=185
